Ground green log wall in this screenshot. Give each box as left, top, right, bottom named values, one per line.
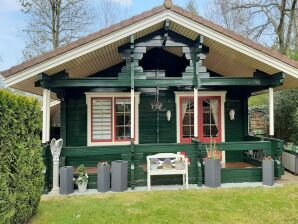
left=63, top=89, right=247, bottom=147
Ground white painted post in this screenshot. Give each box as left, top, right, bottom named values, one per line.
left=42, top=89, right=47, bottom=144
left=269, top=87, right=274, bottom=136
left=49, top=138, right=63, bottom=195
left=46, top=90, right=51, bottom=142
left=131, top=88, right=135, bottom=141
left=194, top=87, right=198, bottom=138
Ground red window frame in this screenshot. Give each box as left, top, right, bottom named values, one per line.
left=179, top=96, right=222, bottom=143
left=91, top=97, right=113, bottom=143
left=198, top=96, right=222, bottom=143
left=114, top=97, right=134, bottom=142
left=180, top=97, right=195, bottom=143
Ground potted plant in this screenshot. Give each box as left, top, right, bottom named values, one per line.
left=175, top=157, right=185, bottom=170
left=262, top=156, right=274, bottom=186
left=204, top=140, right=222, bottom=188
left=97, top=161, right=110, bottom=193
left=74, top=164, right=88, bottom=193
left=150, top=158, right=160, bottom=171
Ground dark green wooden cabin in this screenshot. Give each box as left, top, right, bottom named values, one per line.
left=4, top=0, right=298, bottom=191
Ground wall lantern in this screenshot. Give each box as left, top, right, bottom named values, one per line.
left=166, top=110, right=171, bottom=121
left=229, top=109, right=235, bottom=120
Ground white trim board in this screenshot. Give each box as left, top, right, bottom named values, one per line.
left=5, top=9, right=298, bottom=88
left=85, top=92, right=140, bottom=147
left=5, top=11, right=170, bottom=87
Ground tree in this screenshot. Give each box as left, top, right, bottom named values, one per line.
left=205, top=0, right=251, bottom=36
left=97, top=0, right=130, bottom=28
left=211, top=0, right=298, bottom=54
left=19, top=0, right=93, bottom=60
left=185, top=0, right=199, bottom=15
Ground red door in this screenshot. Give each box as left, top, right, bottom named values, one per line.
left=198, top=96, right=222, bottom=143
left=180, top=96, right=222, bottom=143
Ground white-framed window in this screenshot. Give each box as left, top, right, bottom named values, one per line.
left=175, top=91, right=226, bottom=144
left=86, top=92, right=140, bottom=146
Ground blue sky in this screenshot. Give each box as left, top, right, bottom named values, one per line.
left=0, top=0, right=208, bottom=71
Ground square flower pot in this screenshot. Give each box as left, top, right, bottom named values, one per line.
left=59, top=166, right=74, bottom=195
left=204, top=159, right=221, bottom=188
left=111, top=160, right=128, bottom=192
left=97, top=164, right=111, bottom=193
left=262, top=160, right=274, bottom=186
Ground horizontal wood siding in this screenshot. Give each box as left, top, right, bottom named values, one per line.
left=139, top=91, right=176, bottom=144
left=221, top=168, right=262, bottom=183
left=65, top=92, right=87, bottom=146
left=225, top=99, right=245, bottom=162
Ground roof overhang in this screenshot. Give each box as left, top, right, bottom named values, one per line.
left=1, top=5, right=298, bottom=96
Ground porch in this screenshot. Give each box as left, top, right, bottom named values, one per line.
left=43, top=136, right=284, bottom=191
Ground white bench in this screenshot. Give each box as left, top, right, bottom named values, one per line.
left=146, top=153, right=188, bottom=190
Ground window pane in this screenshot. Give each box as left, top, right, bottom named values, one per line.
left=211, top=125, right=219, bottom=137
left=202, top=98, right=219, bottom=138
left=116, top=115, right=125, bottom=126
left=183, top=126, right=190, bottom=138
left=203, top=113, right=209, bottom=124
left=203, top=125, right=210, bottom=137
left=92, top=98, right=112, bottom=141
left=181, top=99, right=194, bottom=139
left=115, top=98, right=131, bottom=140
left=124, top=115, right=131, bottom=125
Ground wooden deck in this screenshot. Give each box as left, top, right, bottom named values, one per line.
left=75, top=162, right=256, bottom=174
left=222, top=162, right=256, bottom=168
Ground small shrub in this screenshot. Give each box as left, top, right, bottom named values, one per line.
left=0, top=89, right=43, bottom=224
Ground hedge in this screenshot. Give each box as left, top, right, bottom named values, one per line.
left=0, top=89, right=43, bottom=224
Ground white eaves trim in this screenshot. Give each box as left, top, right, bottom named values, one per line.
left=167, top=11, right=298, bottom=79
left=40, top=100, right=61, bottom=111
left=5, top=11, right=172, bottom=87
left=5, top=9, right=298, bottom=87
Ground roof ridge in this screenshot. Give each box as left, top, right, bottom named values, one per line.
left=0, top=4, right=167, bottom=76
left=2, top=2, right=298, bottom=78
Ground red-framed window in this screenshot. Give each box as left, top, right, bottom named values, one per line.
left=91, top=97, right=113, bottom=142
left=199, top=96, right=221, bottom=142
left=114, top=98, right=131, bottom=141
left=179, top=96, right=222, bottom=143
left=180, top=97, right=194, bottom=143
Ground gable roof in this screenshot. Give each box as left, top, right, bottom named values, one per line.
left=1, top=2, right=298, bottom=94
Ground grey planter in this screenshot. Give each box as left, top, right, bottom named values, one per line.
left=204, top=159, right=221, bottom=188
left=97, top=164, right=111, bottom=192
left=262, top=160, right=274, bottom=186
left=59, top=166, right=74, bottom=194
left=111, top=160, right=128, bottom=192
left=282, top=151, right=298, bottom=174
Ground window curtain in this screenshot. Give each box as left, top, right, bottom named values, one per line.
left=182, top=100, right=189, bottom=122
left=210, top=99, right=219, bottom=129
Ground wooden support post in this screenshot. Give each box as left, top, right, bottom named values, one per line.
left=130, top=34, right=135, bottom=190
left=131, top=88, right=135, bottom=140
left=269, top=87, right=274, bottom=137
left=194, top=87, right=198, bottom=138
left=42, top=89, right=47, bottom=144
left=42, top=89, right=51, bottom=143
left=46, top=89, right=51, bottom=142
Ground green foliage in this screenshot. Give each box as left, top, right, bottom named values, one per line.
left=0, top=89, right=43, bottom=224
left=74, top=164, right=88, bottom=185
left=274, top=89, right=298, bottom=143
left=248, top=105, right=269, bottom=119
left=248, top=89, right=298, bottom=143
left=248, top=93, right=268, bottom=107
left=31, top=185, right=298, bottom=224
left=185, top=0, right=199, bottom=15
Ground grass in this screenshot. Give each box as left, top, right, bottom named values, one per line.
left=31, top=185, right=298, bottom=224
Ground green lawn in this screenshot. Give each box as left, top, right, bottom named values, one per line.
left=31, top=185, right=298, bottom=224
